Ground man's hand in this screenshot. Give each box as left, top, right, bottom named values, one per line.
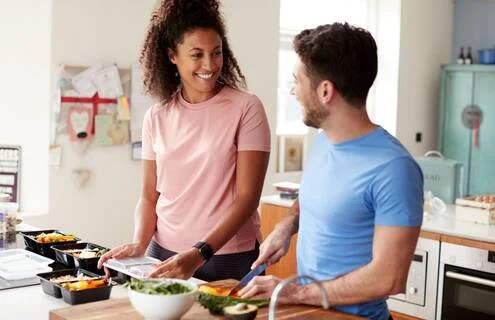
left=251, top=224, right=292, bottom=269
left=238, top=275, right=300, bottom=304
left=147, top=248, right=204, bottom=279
left=97, top=243, right=147, bottom=277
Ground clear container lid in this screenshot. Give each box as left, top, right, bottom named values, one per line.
left=0, top=249, right=53, bottom=280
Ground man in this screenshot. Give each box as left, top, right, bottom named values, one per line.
left=239, top=23, right=423, bottom=320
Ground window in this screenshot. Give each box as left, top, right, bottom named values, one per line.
left=276, top=0, right=371, bottom=173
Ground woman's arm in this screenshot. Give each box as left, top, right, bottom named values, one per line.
left=147, top=150, right=269, bottom=278
left=204, top=150, right=270, bottom=252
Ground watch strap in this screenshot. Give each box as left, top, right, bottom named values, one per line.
left=193, top=241, right=214, bottom=262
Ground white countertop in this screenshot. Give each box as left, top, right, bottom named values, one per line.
left=0, top=278, right=205, bottom=319
left=422, top=205, right=495, bottom=243
left=0, top=283, right=129, bottom=319
left=261, top=195, right=295, bottom=208
left=261, top=196, right=495, bottom=243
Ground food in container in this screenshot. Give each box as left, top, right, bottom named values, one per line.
left=20, top=230, right=80, bottom=259
left=51, top=242, right=108, bottom=274
left=49, top=274, right=93, bottom=284
left=61, top=279, right=107, bottom=291
left=37, top=268, right=102, bottom=298
left=37, top=268, right=115, bottom=304
left=59, top=278, right=115, bottom=305
left=34, top=232, right=77, bottom=243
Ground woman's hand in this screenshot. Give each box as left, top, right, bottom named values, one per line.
left=148, top=248, right=204, bottom=279
left=97, top=243, right=147, bottom=276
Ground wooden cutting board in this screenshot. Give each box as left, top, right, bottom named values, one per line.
left=49, top=298, right=364, bottom=319
left=49, top=280, right=363, bottom=319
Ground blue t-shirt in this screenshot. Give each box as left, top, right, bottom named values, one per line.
left=297, top=127, right=423, bottom=320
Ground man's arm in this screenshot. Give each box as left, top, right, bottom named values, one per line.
left=240, top=225, right=419, bottom=303
left=294, top=225, right=420, bottom=305
left=251, top=198, right=300, bottom=268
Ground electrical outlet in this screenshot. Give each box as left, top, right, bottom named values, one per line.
left=415, top=132, right=422, bottom=143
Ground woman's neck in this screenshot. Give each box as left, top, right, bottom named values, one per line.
left=181, top=83, right=223, bottom=104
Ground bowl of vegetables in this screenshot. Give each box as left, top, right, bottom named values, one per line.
left=127, top=278, right=197, bottom=320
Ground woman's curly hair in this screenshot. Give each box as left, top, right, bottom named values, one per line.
left=140, top=0, right=246, bottom=103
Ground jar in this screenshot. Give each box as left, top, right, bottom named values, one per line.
left=0, top=193, right=10, bottom=243
left=0, top=212, right=4, bottom=238
left=4, top=213, right=16, bottom=243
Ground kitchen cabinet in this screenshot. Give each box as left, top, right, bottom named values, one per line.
left=438, top=64, right=495, bottom=195
left=260, top=203, right=297, bottom=279
left=389, top=311, right=422, bottom=320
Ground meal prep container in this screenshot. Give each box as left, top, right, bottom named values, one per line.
left=59, top=277, right=116, bottom=305
left=20, top=230, right=80, bottom=259
left=37, top=268, right=101, bottom=298
left=51, top=242, right=109, bottom=274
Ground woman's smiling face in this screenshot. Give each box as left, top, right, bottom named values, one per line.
left=168, top=28, right=224, bottom=103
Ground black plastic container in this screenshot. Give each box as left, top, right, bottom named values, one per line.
left=37, top=268, right=101, bottom=298
left=20, top=230, right=80, bottom=259
left=51, top=242, right=109, bottom=274
left=59, top=278, right=116, bottom=305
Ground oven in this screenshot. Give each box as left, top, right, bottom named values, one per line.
left=437, top=242, right=495, bottom=319
left=388, top=237, right=440, bottom=319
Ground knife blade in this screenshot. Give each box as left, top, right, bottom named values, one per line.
left=228, top=263, right=267, bottom=296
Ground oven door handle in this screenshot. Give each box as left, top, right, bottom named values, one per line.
left=446, top=271, right=495, bottom=288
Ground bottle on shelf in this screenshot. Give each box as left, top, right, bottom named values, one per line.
left=457, top=46, right=465, bottom=64
left=465, top=46, right=473, bottom=65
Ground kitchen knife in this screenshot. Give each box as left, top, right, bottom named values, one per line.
left=228, top=263, right=267, bottom=296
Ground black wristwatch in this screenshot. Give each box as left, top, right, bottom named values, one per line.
left=193, top=241, right=214, bottom=262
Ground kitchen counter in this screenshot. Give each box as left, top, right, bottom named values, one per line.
left=1, top=229, right=360, bottom=320
left=0, top=281, right=129, bottom=320
left=261, top=196, right=495, bottom=243
left=0, top=230, right=136, bottom=319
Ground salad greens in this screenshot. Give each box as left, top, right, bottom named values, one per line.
left=126, top=278, right=192, bottom=295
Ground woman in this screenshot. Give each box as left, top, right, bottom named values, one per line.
left=98, top=0, right=270, bottom=282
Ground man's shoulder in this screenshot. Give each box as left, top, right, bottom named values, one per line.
left=368, top=128, right=415, bottom=164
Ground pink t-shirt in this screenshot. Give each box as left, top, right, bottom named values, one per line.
left=141, top=86, right=271, bottom=254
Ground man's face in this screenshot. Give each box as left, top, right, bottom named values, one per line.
left=291, top=58, right=329, bottom=129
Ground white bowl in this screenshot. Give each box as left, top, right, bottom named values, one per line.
left=128, top=278, right=198, bottom=320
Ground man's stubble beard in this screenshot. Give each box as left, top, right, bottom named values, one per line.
left=302, top=91, right=329, bottom=129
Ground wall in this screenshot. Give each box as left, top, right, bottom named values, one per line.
left=221, top=0, right=280, bottom=195
left=368, top=0, right=402, bottom=136
left=396, top=0, right=453, bottom=156
left=26, top=0, right=280, bottom=248
left=452, top=0, right=495, bottom=63
left=26, top=0, right=156, bottom=247
left=0, top=1, right=52, bottom=215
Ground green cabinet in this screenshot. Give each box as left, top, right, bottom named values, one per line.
left=438, top=65, right=495, bottom=196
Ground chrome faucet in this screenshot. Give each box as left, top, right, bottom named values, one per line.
left=268, top=275, right=330, bottom=320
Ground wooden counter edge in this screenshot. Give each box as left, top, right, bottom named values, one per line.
left=419, top=231, right=440, bottom=241
left=441, top=234, right=495, bottom=251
